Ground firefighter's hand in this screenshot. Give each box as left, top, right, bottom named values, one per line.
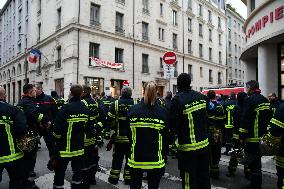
left=106, top=141, right=113, bottom=151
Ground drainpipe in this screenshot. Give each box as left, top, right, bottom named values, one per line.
left=76, top=0, right=81, bottom=84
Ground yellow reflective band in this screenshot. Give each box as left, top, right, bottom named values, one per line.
left=53, top=132, right=62, bottom=139
left=271, top=118, right=284, bottom=129
left=187, top=113, right=196, bottom=144
left=178, top=139, right=209, bottom=151
left=97, top=122, right=103, bottom=128
left=127, top=159, right=165, bottom=169
left=225, top=125, right=234, bottom=129
left=90, top=115, right=99, bottom=121
left=108, top=112, right=116, bottom=119
left=254, top=111, right=259, bottom=138
left=130, top=127, right=136, bottom=160
left=5, top=123, right=15, bottom=155
left=185, top=172, right=190, bottom=189
left=67, top=118, right=88, bottom=122
left=0, top=152, right=23, bottom=164
left=81, top=100, right=88, bottom=107
left=37, top=113, right=43, bottom=123
left=115, top=100, right=119, bottom=114
left=245, top=138, right=260, bottom=143
left=130, top=122, right=165, bottom=130
left=215, top=115, right=226, bottom=120
left=59, top=149, right=84, bottom=157
left=233, top=134, right=239, bottom=139
left=183, top=103, right=206, bottom=115
left=118, top=117, right=127, bottom=120
left=239, top=128, right=248, bottom=133
left=158, top=133, right=163, bottom=162
left=66, top=122, right=72, bottom=152
left=115, top=136, right=128, bottom=140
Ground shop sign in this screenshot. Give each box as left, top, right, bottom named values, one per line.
left=246, top=5, right=283, bottom=41
left=90, top=57, right=123, bottom=69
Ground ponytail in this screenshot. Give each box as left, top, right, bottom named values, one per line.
left=144, top=81, right=157, bottom=106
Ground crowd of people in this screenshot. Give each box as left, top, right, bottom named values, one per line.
left=0, top=72, right=284, bottom=189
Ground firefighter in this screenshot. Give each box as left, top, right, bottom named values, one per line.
left=52, top=85, right=91, bottom=189
left=0, top=87, right=27, bottom=189
left=223, top=93, right=241, bottom=177
left=100, top=92, right=114, bottom=139
left=51, top=91, right=66, bottom=110
left=268, top=92, right=282, bottom=115
left=34, top=83, right=57, bottom=171
left=239, top=80, right=273, bottom=189
left=170, top=73, right=210, bottom=189
left=207, top=90, right=225, bottom=179
left=81, top=85, right=104, bottom=186
left=107, top=86, right=135, bottom=185
left=269, top=102, right=284, bottom=189
left=17, top=84, right=49, bottom=188
left=127, top=81, right=168, bottom=189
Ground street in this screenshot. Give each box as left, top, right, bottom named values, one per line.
left=0, top=139, right=278, bottom=189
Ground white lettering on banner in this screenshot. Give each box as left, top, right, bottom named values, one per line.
left=90, top=57, right=123, bottom=69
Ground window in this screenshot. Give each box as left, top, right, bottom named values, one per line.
left=228, top=16, right=231, bottom=27
left=37, top=23, right=41, bottom=41
left=209, top=69, right=213, bottom=83
left=188, top=64, right=193, bottom=80
left=38, top=0, right=41, bottom=14
left=250, top=0, right=255, bottom=12
left=115, top=12, right=124, bottom=33
left=26, top=0, right=28, bottom=15
left=238, top=23, right=240, bottom=31
left=199, top=4, right=202, bottom=16
left=56, top=8, right=61, bottom=30
left=228, top=29, right=231, bottom=39
left=158, top=28, right=164, bottom=41
left=90, top=3, right=100, bottom=26
left=239, top=47, right=241, bottom=54
left=239, top=70, right=241, bottom=78
left=56, top=46, right=61, bottom=68
left=199, top=43, right=203, bottom=58
left=219, top=51, right=222, bottom=64
left=18, top=43, right=21, bottom=53
left=235, top=69, right=237, bottom=77
left=172, top=10, right=177, bottom=26
left=235, top=44, right=237, bottom=53
left=142, top=0, right=149, bottom=14
left=209, top=29, right=212, bottom=41
left=218, top=72, right=222, bottom=84
left=218, top=17, right=221, bottom=28
left=218, top=34, right=221, bottom=45
left=235, top=57, right=237, bottom=64
left=160, top=57, right=163, bottom=69
left=19, top=9, right=22, bottom=22
left=174, top=61, right=178, bottom=77
left=142, top=54, right=149, bottom=73
left=200, top=67, right=203, bottom=78
left=229, top=41, right=231, bottom=52
left=160, top=3, right=163, bottom=16
left=188, top=18, right=192, bottom=32
left=142, top=22, right=149, bottom=41
left=115, top=48, right=123, bottom=64
left=173, top=33, right=178, bottom=49
left=188, top=39, right=192, bottom=54
left=199, top=24, right=203, bottom=37
left=208, top=10, right=212, bottom=22
left=234, top=20, right=236, bottom=28
left=116, top=0, right=125, bottom=4
left=188, top=0, right=192, bottom=10
left=89, top=42, right=100, bottom=65
left=209, top=48, right=212, bottom=61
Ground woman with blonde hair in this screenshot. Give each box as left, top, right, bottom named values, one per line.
left=126, top=81, right=168, bottom=189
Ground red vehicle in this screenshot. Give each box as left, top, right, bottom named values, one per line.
left=201, top=86, right=245, bottom=96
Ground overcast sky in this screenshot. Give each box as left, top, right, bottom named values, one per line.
left=0, top=0, right=247, bottom=18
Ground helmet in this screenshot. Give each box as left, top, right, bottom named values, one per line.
left=259, top=133, right=281, bottom=156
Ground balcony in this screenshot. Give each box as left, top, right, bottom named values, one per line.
left=142, top=8, right=150, bottom=15
left=55, top=59, right=61, bottom=69
left=90, top=20, right=101, bottom=27
left=115, top=26, right=124, bottom=35
left=142, top=34, right=149, bottom=42
left=116, top=0, right=125, bottom=5
left=56, top=24, right=61, bottom=31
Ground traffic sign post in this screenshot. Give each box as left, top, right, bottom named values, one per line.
left=163, top=51, right=177, bottom=91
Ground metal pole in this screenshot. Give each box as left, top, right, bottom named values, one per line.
left=132, top=0, right=135, bottom=89
left=169, top=78, right=171, bottom=92
left=24, top=39, right=28, bottom=84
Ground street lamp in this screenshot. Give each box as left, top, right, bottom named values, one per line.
left=19, top=33, right=28, bottom=84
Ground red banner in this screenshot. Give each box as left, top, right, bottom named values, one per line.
left=90, top=57, right=123, bottom=69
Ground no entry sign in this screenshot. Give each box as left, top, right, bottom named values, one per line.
left=163, top=51, right=176, bottom=65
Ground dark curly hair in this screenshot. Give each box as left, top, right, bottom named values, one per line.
left=177, top=73, right=191, bottom=91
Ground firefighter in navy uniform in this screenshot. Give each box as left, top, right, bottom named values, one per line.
left=51, top=91, right=66, bottom=111
left=170, top=73, right=211, bottom=189
left=52, top=85, right=91, bottom=189
left=239, top=80, right=273, bottom=189
left=127, top=82, right=168, bottom=189
left=0, top=87, right=27, bottom=189
left=107, top=86, right=136, bottom=185
left=17, top=84, right=49, bottom=189
left=268, top=92, right=282, bottom=115
left=34, top=83, right=58, bottom=171
left=207, top=90, right=225, bottom=179
left=81, top=85, right=104, bottom=186
left=223, top=93, right=241, bottom=177
left=100, top=92, right=114, bottom=139
left=269, top=102, right=284, bottom=189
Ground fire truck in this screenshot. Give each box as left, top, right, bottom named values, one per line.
left=201, top=85, right=245, bottom=96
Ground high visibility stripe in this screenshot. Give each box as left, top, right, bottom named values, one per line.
left=90, top=115, right=98, bottom=121
left=81, top=100, right=88, bottom=107
left=130, top=127, right=136, bottom=160
left=130, top=122, right=165, bottom=130
left=5, top=124, right=15, bottom=155
left=158, top=133, right=162, bottom=162
left=37, top=113, right=43, bottom=122
left=110, top=169, right=120, bottom=174
left=115, top=100, right=118, bottom=113
left=187, top=113, right=196, bottom=143
left=245, top=138, right=259, bottom=142
left=127, top=159, right=165, bottom=169
left=233, top=134, right=239, bottom=139
left=185, top=172, right=190, bottom=189
left=271, top=118, right=284, bottom=129
left=97, top=122, right=103, bottom=128
left=178, top=138, right=209, bottom=151
left=276, top=156, right=284, bottom=168
left=282, top=179, right=284, bottom=189
left=59, top=149, right=84, bottom=157
left=118, top=117, right=127, bottom=120
left=183, top=103, right=206, bottom=114
left=225, top=124, right=234, bottom=129
left=108, top=112, right=116, bottom=118
left=239, top=128, right=248, bottom=133
left=254, top=111, right=259, bottom=138
left=53, top=132, right=61, bottom=139
left=66, top=118, right=88, bottom=122
left=66, top=122, right=72, bottom=152
left=0, top=152, right=23, bottom=164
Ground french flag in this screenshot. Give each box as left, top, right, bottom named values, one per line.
left=28, top=48, right=42, bottom=64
